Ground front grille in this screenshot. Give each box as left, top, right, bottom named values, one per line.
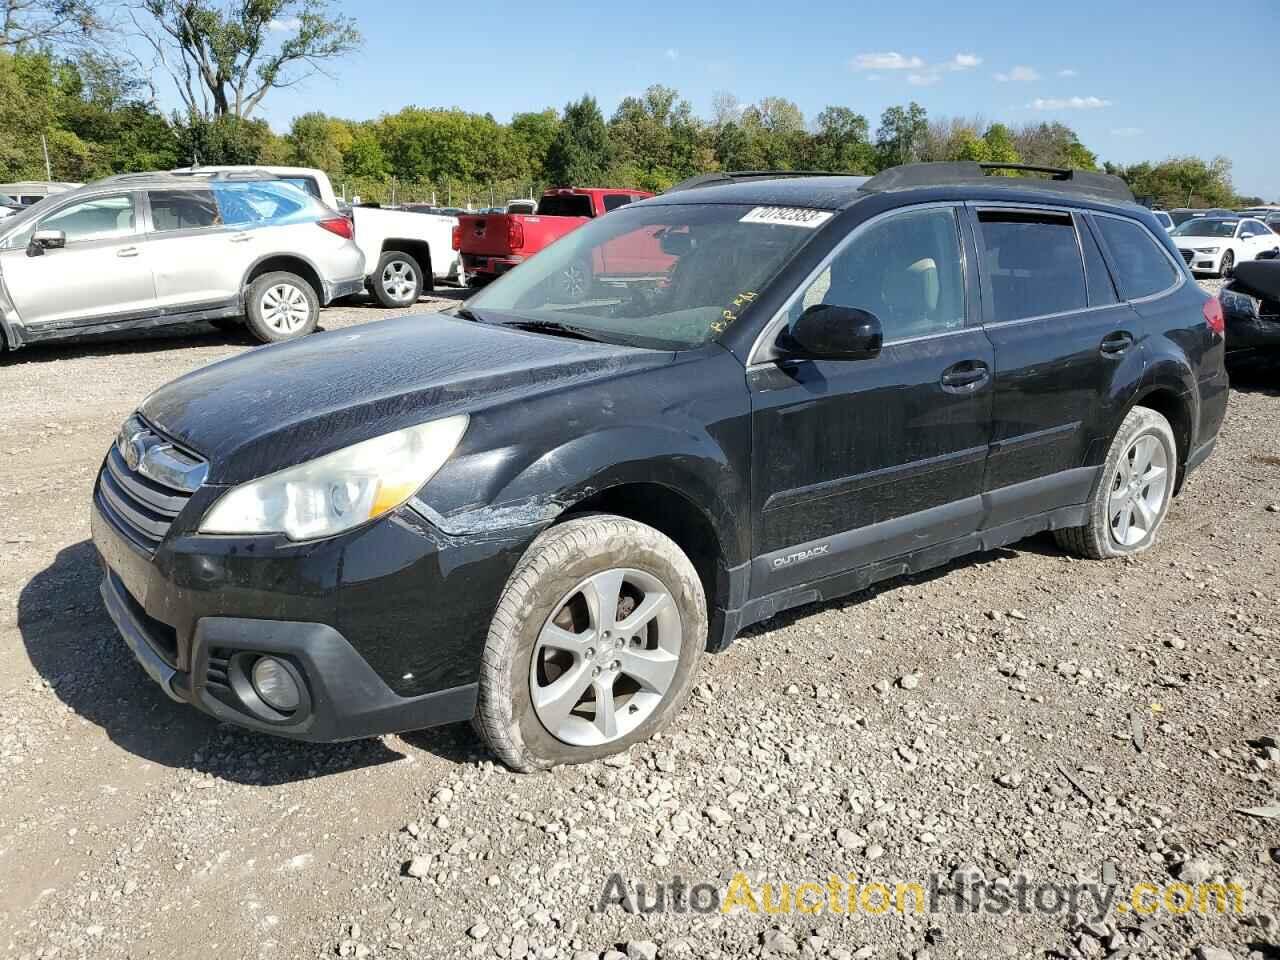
left=95, top=445, right=194, bottom=554
left=1180, top=249, right=1195, bottom=265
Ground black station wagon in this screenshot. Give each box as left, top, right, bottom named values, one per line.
left=91, top=162, right=1229, bottom=771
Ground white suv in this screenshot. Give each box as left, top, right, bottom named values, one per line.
left=0, top=171, right=365, bottom=353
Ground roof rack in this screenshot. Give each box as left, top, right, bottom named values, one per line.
left=94, top=169, right=279, bottom=186
left=665, top=170, right=869, bottom=193
left=860, top=162, right=1134, bottom=203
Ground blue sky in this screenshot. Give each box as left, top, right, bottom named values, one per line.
left=246, top=0, right=1279, bottom=199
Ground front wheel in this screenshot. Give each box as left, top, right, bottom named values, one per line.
left=475, top=515, right=707, bottom=772
left=1218, top=250, right=1235, bottom=278
left=1054, top=406, right=1177, bottom=559
left=244, top=272, right=319, bottom=343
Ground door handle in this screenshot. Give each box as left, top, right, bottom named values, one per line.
left=1099, top=332, right=1134, bottom=357
left=116, top=246, right=139, bottom=258
left=229, top=233, right=252, bottom=243
left=940, top=360, right=990, bottom=392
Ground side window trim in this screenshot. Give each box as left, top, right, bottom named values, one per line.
left=747, top=200, right=968, bottom=366
left=1088, top=210, right=1185, bottom=304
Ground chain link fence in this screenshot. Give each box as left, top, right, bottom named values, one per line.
left=333, top=177, right=546, bottom=209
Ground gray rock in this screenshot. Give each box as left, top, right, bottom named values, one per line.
left=762, top=929, right=799, bottom=955
left=626, top=941, right=658, bottom=960
left=405, top=857, right=431, bottom=878
left=1193, top=947, right=1235, bottom=960
left=899, top=674, right=920, bottom=690
left=1179, top=858, right=1221, bottom=884
left=468, top=922, right=490, bottom=940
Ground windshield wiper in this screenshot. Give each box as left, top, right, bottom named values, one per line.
left=454, top=305, right=481, bottom=321
left=496, top=319, right=604, bottom=342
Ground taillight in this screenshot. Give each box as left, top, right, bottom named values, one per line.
left=507, top=219, right=525, bottom=251
left=1203, top=296, right=1225, bottom=337
left=451, top=225, right=461, bottom=250
left=318, top=216, right=353, bottom=239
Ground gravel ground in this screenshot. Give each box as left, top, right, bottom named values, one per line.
left=1, top=285, right=1278, bottom=960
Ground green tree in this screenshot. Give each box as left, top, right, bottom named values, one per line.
left=510, top=108, right=560, bottom=184
left=982, top=123, right=1019, bottom=165
left=286, top=111, right=351, bottom=172
left=808, top=106, right=874, bottom=172
left=545, top=94, right=608, bottom=186
left=874, top=101, right=928, bottom=169
left=133, top=0, right=360, bottom=120
left=174, top=114, right=275, bottom=166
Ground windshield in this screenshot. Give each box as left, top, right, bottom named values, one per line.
left=0, top=192, right=16, bottom=207
left=1172, top=219, right=1237, bottom=238
left=465, top=202, right=826, bottom=348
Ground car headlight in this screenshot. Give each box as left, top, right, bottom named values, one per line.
left=199, top=415, right=468, bottom=540
left=1192, top=246, right=1220, bottom=253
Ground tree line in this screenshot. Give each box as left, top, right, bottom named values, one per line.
left=0, top=0, right=1265, bottom=208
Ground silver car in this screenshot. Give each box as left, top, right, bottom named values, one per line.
left=0, top=170, right=365, bottom=352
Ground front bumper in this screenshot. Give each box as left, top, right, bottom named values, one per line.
left=1179, top=249, right=1225, bottom=273
left=90, top=469, right=536, bottom=741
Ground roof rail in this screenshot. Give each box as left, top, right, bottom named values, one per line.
left=665, top=170, right=869, bottom=193
left=860, top=161, right=1134, bottom=203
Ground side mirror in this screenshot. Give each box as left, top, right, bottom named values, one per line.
left=28, top=229, right=65, bottom=256
left=779, top=304, right=883, bottom=361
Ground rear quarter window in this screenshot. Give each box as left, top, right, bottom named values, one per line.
left=603, top=194, right=634, bottom=212
left=1093, top=217, right=1179, bottom=300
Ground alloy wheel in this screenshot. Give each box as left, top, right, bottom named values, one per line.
left=381, top=259, right=418, bottom=303
left=529, top=567, right=682, bottom=746
left=1108, top=434, right=1170, bottom=547
left=260, top=283, right=311, bottom=334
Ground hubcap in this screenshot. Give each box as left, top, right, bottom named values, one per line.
left=260, top=283, right=310, bottom=334
left=381, top=259, right=418, bottom=302
left=529, top=567, right=682, bottom=747
left=1109, top=434, right=1170, bottom=547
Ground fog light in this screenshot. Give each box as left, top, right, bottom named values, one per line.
left=251, top=656, right=300, bottom=712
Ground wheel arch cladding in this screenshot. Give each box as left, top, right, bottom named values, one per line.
left=1128, top=386, right=1194, bottom=494
left=245, top=256, right=324, bottom=302
left=561, top=481, right=727, bottom=647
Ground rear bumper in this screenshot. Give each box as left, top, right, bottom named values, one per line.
left=323, top=275, right=366, bottom=304
left=1225, top=313, right=1280, bottom=350
left=461, top=254, right=524, bottom=278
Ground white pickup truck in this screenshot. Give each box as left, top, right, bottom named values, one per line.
left=172, top=165, right=461, bottom=307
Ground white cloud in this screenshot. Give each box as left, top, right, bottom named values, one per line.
left=947, top=53, right=982, bottom=70
left=665, top=48, right=678, bottom=61
left=852, top=52, right=924, bottom=71
left=1111, top=127, right=1144, bottom=137
left=1030, top=95, right=1112, bottom=110
left=994, top=65, right=1039, bottom=83
left=1057, top=68, right=1078, bottom=77
left=907, top=73, right=939, bottom=86
left=267, top=16, right=301, bottom=31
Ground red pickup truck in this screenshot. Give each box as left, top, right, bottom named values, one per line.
left=454, top=187, right=653, bottom=286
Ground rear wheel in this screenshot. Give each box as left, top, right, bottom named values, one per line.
left=372, top=251, right=424, bottom=308
left=244, top=272, right=319, bottom=343
left=1054, top=406, right=1177, bottom=559
left=475, top=515, right=707, bottom=772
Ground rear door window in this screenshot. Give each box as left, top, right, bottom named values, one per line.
left=1092, top=216, right=1179, bottom=300
left=1077, top=216, right=1118, bottom=306
left=976, top=210, right=1087, bottom=322
left=148, top=189, right=220, bottom=232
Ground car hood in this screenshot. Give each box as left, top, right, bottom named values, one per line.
left=1173, top=236, right=1229, bottom=248
left=140, top=313, right=672, bottom=483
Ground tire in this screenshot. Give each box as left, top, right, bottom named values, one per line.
left=1054, top=405, right=1178, bottom=560
left=476, top=515, right=707, bottom=772
left=372, top=250, right=424, bottom=308
left=1219, top=250, right=1235, bottom=279
left=244, top=272, right=319, bottom=344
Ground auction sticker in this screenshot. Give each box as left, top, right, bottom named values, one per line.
left=739, top=206, right=834, bottom=228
